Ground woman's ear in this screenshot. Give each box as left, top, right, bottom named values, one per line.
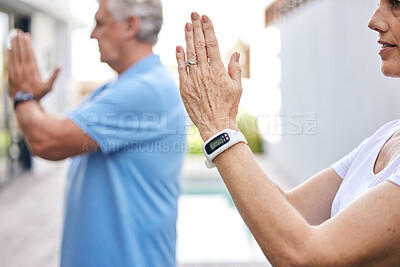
left=123, top=16, right=140, bottom=40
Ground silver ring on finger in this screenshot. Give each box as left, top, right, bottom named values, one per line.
left=186, top=60, right=197, bottom=68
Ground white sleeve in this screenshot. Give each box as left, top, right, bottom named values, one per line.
left=331, top=137, right=370, bottom=179
left=388, top=168, right=400, bottom=187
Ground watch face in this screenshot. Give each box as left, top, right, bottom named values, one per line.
left=14, top=91, right=35, bottom=109
left=15, top=91, right=34, bottom=101
left=205, top=132, right=230, bottom=155
left=209, top=136, right=225, bottom=150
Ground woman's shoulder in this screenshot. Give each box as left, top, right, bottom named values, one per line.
left=373, top=119, right=400, bottom=135
left=358, top=120, right=400, bottom=147
left=383, top=119, right=400, bottom=127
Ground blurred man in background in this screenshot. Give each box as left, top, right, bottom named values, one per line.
left=8, top=0, right=186, bottom=266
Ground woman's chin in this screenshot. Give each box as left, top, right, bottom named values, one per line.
left=381, top=64, right=400, bottom=78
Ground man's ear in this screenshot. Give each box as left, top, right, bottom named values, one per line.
left=123, top=16, right=140, bottom=40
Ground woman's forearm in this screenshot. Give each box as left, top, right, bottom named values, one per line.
left=214, top=143, right=313, bottom=266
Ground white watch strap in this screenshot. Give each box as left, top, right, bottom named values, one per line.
left=202, top=129, right=248, bottom=169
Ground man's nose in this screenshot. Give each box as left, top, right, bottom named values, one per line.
left=90, top=28, right=96, bottom=39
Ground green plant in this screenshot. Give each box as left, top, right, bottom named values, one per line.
left=236, top=111, right=263, bottom=154
left=186, top=111, right=264, bottom=155
left=187, top=124, right=203, bottom=154
left=0, top=130, right=11, bottom=158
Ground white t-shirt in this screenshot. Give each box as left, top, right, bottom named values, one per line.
left=331, top=120, right=400, bottom=217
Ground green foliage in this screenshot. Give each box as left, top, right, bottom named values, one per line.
left=187, top=111, right=264, bottom=155
left=236, top=111, right=263, bottom=154
left=187, top=124, right=203, bottom=154
left=0, top=130, right=10, bottom=158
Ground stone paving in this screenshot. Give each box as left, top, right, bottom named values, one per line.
left=0, top=155, right=294, bottom=267
left=0, top=159, right=66, bottom=267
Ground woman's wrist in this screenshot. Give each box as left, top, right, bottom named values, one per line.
left=200, top=121, right=240, bottom=141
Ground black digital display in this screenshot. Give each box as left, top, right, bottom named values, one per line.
left=209, top=136, right=224, bottom=150
left=205, top=133, right=229, bottom=155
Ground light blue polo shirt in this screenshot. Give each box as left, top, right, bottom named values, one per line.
left=61, top=55, right=186, bottom=267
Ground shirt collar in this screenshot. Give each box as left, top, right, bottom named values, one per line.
left=118, top=54, right=161, bottom=81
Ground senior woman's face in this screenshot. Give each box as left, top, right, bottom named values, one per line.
left=369, top=0, right=400, bottom=77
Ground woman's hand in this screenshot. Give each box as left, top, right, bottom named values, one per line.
left=176, top=13, right=243, bottom=141
left=8, top=30, right=60, bottom=100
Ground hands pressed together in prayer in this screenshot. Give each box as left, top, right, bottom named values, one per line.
left=8, top=30, right=60, bottom=100
left=9, top=13, right=237, bottom=140
left=176, top=12, right=243, bottom=141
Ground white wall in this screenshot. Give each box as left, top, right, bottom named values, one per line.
left=30, top=12, right=74, bottom=114
left=266, top=0, right=400, bottom=184
left=20, top=0, right=78, bottom=115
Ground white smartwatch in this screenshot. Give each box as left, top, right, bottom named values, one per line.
left=202, top=129, right=248, bottom=168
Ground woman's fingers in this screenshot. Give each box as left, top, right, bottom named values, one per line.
left=191, top=12, right=208, bottom=67
left=185, top=23, right=197, bottom=68
left=176, top=46, right=188, bottom=84
left=177, top=13, right=242, bottom=140
left=202, top=15, right=223, bottom=66
left=184, top=13, right=224, bottom=69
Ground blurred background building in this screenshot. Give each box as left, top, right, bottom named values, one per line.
left=263, top=0, right=400, bottom=183
left=0, top=0, right=82, bottom=186
left=1, top=0, right=400, bottom=266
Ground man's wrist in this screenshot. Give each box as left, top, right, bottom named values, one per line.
left=14, top=91, right=37, bottom=110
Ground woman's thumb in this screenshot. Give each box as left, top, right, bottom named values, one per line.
left=228, top=52, right=241, bottom=83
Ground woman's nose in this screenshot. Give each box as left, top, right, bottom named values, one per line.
left=368, top=7, right=389, bottom=33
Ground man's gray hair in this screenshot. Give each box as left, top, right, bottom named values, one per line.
left=107, top=0, right=163, bottom=46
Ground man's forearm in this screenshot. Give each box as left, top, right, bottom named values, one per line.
left=14, top=100, right=53, bottom=154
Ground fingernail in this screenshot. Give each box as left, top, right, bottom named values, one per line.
left=176, top=46, right=182, bottom=53
left=191, top=12, right=198, bottom=21
left=236, top=52, right=240, bottom=62
left=186, top=23, right=192, bottom=32
left=202, top=15, right=208, bottom=23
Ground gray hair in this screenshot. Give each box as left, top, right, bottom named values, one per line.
left=107, top=0, right=163, bottom=46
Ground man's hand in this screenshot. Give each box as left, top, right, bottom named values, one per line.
left=175, top=13, right=242, bottom=141
left=8, top=30, right=60, bottom=100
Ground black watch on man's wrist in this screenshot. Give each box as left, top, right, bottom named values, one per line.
left=14, top=91, right=36, bottom=109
